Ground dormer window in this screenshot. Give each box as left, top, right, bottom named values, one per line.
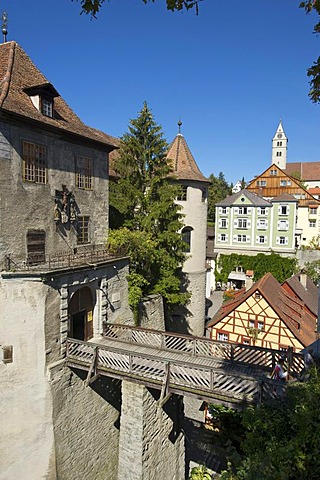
left=24, top=82, right=59, bottom=119
left=42, top=97, right=53, bottom=117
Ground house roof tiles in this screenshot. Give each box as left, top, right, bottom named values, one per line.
left=0, top=41, right=117, bottom=151
left=216, top=189, right=272, bottom=207
left=167, top=133, right=208, bottom=183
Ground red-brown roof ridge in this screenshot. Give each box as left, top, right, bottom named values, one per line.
left=0, top=41, right=117, bottom=150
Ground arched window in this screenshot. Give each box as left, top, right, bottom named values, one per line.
left=181, top=226, right=193, bottom=253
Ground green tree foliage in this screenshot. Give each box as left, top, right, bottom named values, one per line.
left=189, top=464, right=212, bottom=480
left=221, top=370, right=320, bottom=479
left=75, top=0, right=202, bottom=17
left=216, top=253, right=298, bottom=284
left=108, top=102, right=189, bottom=316
left=305, top=258, right=320, bottom=283
left=300, top=1, right=320, bottom=103
left=207, top=172, right=232, bottom=224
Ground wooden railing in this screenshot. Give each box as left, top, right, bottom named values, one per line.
left=103, top=323, right=305, bottom=375
left=66, top=338, right=288, bottom=407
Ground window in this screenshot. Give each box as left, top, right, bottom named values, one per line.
left=276, top=151, right=282, bottom=157
left=257, top=219, right=267, bottom=229
left=201, top=188, right=207, bottom=202
left=257, top=180, right=266, bottom=187
left=221, top=218, right=227, bottom=228
left=217, top=332, right=229, bottom=342
left=258, top=235, right=266, bottom=244
left=309, top=220, right=316, bottom=228
left=270, top=169, right=278, bottom=176
left=76, top=156, right=93, bottom=190
left=279, top=205, right=288, bottom=215
left=220, top=233, right=226, bottom=242
left=221, top=207, right=227, bottom=214
left=248, top=317, right=264, bottom=330
left=237, top=234, right=248, bottom=243
left=182, top=226, right=193, bottom=252
left=278, top=220, right=288, bottom=231
left=309, top=208, right=317, bottom=215
left=242, top=337, right=250, bottom=346
left=279, top=236, right=286, bottom=245
left=254, top=292, right=261, bottom=300
left=258, top=207, right=267, bottom=215
left=22, top=141, right=46, bottom=184
left=238, top=218, right=248, bottom=229
left=27, top=230, right=46, bottom=265
left=276, top=141, right=282, bottom=147
left=77, top=216, right=90, bottom=244
left=177, top=185, right=187, bottom=201
left=41, top=98, right=53, bottom=117
left=238, top=207, right=248, bottom=214
left=280, top=180, right=291, bottom=187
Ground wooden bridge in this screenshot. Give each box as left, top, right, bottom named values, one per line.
left=66, top=324, right=304, bottom=408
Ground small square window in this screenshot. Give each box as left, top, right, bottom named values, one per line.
left=42, top=98, right=53, bottom=117
left=177, top=185, right=187, bottom=201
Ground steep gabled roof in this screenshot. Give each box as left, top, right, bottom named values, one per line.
left=282, top=274, right=318, bottom=317
left=216, top=189, right=272, bottom=207
left=247, top=164, right=320, bottom=207
left=0, top=41, right=117, bottom=150
left=167, top=133, right=208, bottom=183
left=207, top=272, right=316, bottom=347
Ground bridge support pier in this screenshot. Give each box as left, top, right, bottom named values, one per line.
left=118, top=381, right=185, bottom=480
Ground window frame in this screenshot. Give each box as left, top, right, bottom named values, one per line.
left=77, top=216, right=90, bottom=244
left=22, top=140, right=47, bottom=184
left=76, top=155, right=93, bottom=190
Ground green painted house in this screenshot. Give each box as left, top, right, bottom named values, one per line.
left=215, top=190, right=297, bottom=256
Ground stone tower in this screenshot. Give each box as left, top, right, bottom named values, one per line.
left=272, top=120, right=288, bottom=169
left=166, top=121, right=209, bottom=337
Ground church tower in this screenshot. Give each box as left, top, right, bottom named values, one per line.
left=166, top=121, right=209, bottom=337
left=272, top=120, right=288, bottom=169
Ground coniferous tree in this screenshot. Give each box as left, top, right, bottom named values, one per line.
left=207, top=172, right=232, bottom=224
left=108, top=102, right=189, bottom=318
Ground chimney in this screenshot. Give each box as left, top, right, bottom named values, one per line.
left=300, top=268, right=307, bottom=289
left=245, top=270, right=254, bottom=291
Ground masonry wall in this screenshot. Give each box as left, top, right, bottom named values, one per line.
left=50, top=366, right=121, bottom=480
left=0, top=277, right=56, bottom=480
left=117, top=381, right=185, bottom=480
left=0, top=120, right=109, bottom=265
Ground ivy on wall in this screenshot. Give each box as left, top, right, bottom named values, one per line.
left=216, top=253, right=298, bottom=285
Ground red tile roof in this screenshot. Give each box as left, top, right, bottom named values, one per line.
left=167, top=133, right=208, bottom=183
left=0, top=41, right=117, bottom=150
left=285, top=162, right=320, bottom=182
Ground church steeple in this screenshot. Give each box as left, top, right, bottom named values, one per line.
left=271, top=120, right=288, bottom=169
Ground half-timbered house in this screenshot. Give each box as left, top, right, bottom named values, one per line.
left=206, top=272, right=317, bottom=352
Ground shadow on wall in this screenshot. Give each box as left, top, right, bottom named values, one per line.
left=70, top=367, right=122, bottom=420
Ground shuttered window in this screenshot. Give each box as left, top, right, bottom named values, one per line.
left=27, top=230, right=46, bottom=265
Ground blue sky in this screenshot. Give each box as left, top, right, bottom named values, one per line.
left=3, top=0, right=319, bottom=184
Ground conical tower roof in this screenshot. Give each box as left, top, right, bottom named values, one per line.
left=167, top=122, right=208, bottom=183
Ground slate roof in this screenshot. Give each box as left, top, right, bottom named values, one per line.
left=207, top=272, right=317, bottom=348
left=0, top=41, right=117, bottom=151
left=271, top=193, right=298, bottom=203
left=216, top=189, right=272, bottom=207
left=167, top=133, right=208, bottom=183
left=285, top=162, right=320, bottom=182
